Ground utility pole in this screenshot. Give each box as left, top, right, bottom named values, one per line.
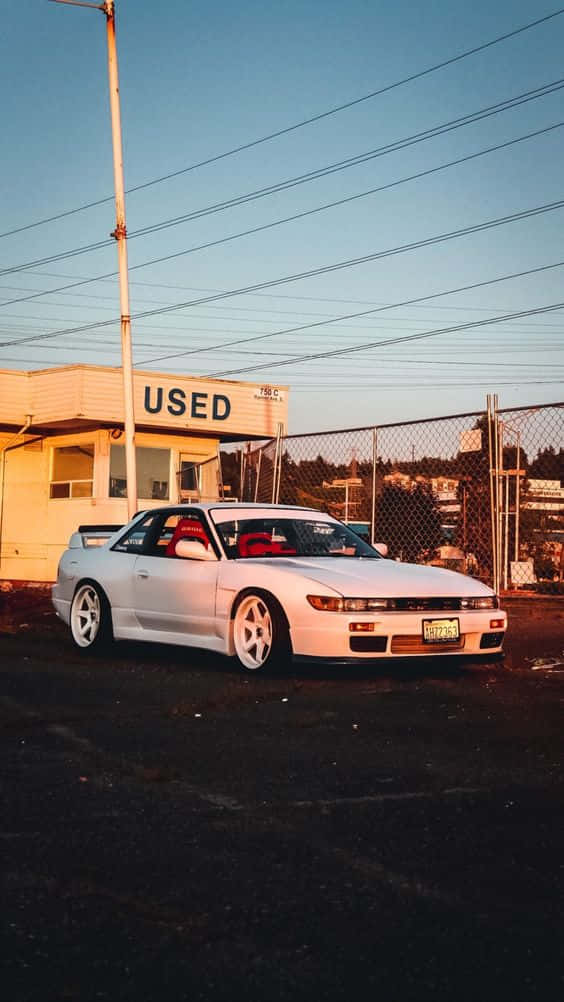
left=51, top=0, right=138, bottom=519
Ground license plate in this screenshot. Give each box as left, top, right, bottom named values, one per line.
left=423, top=618, right=460, bottom=643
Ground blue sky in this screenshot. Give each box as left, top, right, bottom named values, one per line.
left=1, top=0, right=563, bottom=432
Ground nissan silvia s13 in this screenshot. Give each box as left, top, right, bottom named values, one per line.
left=52, top=504, right=506, bottom=672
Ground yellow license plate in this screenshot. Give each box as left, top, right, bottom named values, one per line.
left=423, top=618, right=460, bottom=643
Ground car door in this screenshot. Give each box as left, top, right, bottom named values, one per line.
left=131, top=510, right=220, bottom=639
left=107, top=510, right=166, bottom=633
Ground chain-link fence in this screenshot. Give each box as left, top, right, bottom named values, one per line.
left=222, top=400, right=563, bottom=592
left=496, top=403, right=564, bottom=589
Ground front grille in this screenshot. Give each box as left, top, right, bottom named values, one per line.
left=349, top=636, right=388, bottom=653
left=391, top=597, right=475, bottom=611
left=480, top=632, right=504, bottom=649
left=391, top=634, right=466, bottom=654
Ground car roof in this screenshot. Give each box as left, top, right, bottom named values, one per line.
left=150, top=503, right=322, bottom=514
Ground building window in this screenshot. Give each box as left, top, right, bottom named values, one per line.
left=109, top=445, right=170, bottom=500
left=50, top=444, right=94, bottom=499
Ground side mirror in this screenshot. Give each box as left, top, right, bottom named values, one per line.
left=373, top=542, right=388, bottom=557
left=175, top=538, right=217, bottom=561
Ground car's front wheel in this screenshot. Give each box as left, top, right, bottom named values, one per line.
left=70, top=581, right=113, bottom=653
left=232, top=591, right=290, bottom=672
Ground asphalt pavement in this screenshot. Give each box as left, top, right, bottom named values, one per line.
left=1, top=590, right=563, bottom=1001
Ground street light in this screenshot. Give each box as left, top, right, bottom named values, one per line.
left=51, top=0, right=138, bottom=519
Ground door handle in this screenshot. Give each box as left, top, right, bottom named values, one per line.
left=137, top=569, right=149, bottom=579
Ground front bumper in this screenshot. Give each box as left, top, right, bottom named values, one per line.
left=290, top=609, right=507, bottom=659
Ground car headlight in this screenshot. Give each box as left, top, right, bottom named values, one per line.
left=307, top=595, right=396, bottom=612
left=460, top=596, right=498, bottom=610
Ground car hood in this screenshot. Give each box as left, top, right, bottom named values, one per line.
left=242, top=556, right=493, bottom=598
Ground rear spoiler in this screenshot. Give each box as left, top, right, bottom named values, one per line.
left=77, top=524, right=125, bottom=533
left=69, top=524, right=124, bottom=549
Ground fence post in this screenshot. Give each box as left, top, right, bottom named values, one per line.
left=215, top=444, right=224, bottom=501
left=371, top=427, right=378, bottom=545
left=253, top=449, right=261, bottom=503
left=504, top=469, right=510, bottom=590
left=271, top=423, right=283, bottom=504
left=276, top=425, right=284, bottom=504
left=515, top=433, right=521, bottom=562
left=496, top=400, right=503, bottom=593
left=487, top=394, right=498, bottom=593
left=243, top=442, right=251, bottom=502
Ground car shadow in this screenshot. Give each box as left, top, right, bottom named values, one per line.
left=82, top=636, right=504, bottom=683
left=288, top=653, right=504, bottom=682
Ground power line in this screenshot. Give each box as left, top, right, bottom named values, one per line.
left=204, top=303, right=564, bottom=379
left=0, top=237, right=114, bottom=281
left=8, top=338, right=562, bottom=369
left=2, top=309, right=560, bottom=341
left=9, top=266, right=554, bottom=312
left=2, top=5, right=562, bottom=242
left=146, top=258, right=563, bottom=366
left=2, top=76, right=563, bottom=281
left=252, top=358, right=564, bottom=374
left=138, top=220, right=564, bottom=367
left=290, top=379, right=563, bottom=391
left=0, top=346, right=557, bottom=390
left=6, top=265, right=564, bottom=318
left=2, top=118, right=561, bottom=313
left=1, top=206, right=563, bottom=353
left=2, top=335, right=561, bottom=363
left=129, top=81, right=564, bottom=242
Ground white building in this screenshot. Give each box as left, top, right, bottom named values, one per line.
left=522, top=478, right=564, bottom=513
left=0, top=365, right=288, bottom=582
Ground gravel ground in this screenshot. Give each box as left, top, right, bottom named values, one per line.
left=1, top=588, right=563, bottom=1001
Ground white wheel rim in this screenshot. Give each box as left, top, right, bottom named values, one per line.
left=234, top=596, right=273, bottom=670
left=71, top=585, right=101, bottom=648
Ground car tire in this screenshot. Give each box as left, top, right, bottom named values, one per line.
left=70, top=581, right=113, bottom=654
left=232, top=590, right=290, bottom=673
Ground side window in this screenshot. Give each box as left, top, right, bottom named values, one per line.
left=216, top=520, right=238, bottom=558
left=153, top=514, right=183, bottom=555
left=113, top=512, right=159, bottom=553
left=151, top=512, right=211, bottom=557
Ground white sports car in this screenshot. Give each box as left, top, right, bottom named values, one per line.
left=52, top=503, right=506, bottom=672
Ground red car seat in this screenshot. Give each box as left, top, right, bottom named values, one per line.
left=166, top=518, right=209, bottom=556
left=237, top=532, right=296, bottom=558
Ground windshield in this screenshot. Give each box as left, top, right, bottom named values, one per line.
left=213, top=516, right=381, bottom=560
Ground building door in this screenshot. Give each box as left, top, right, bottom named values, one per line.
left=179, top=455, right=200, bottom=502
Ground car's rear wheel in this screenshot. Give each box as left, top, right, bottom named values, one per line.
left=232, top=591, right=290, bottom=672
left=70, top=581, right=113, bottom=653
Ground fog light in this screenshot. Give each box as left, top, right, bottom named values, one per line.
left=349, top=622, right=375, bottom=632
left=490, top=618, right=505, bottom=629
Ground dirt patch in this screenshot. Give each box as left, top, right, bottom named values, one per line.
left=0, top=586, right=55, bottom=636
